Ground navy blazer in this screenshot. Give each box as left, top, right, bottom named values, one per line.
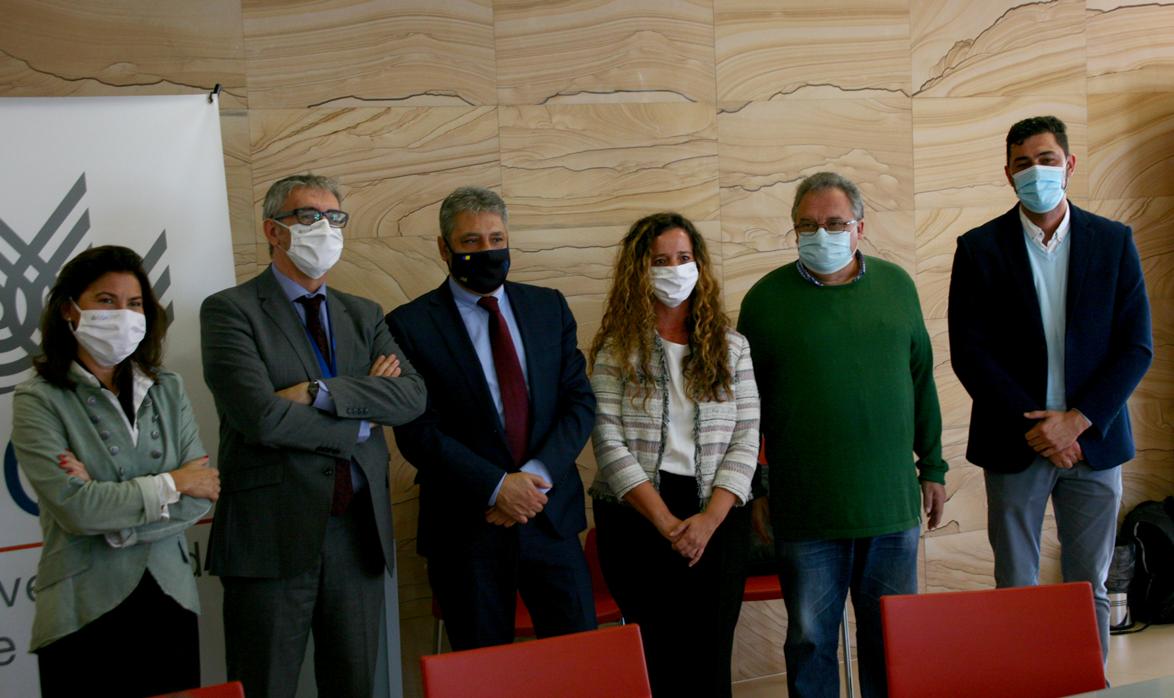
left=948, top=203, right=1152, bottom=473
left=386, top=280, right=595, bottom=558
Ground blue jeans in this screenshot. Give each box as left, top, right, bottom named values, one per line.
left=777, top=526, right=920, bottom=698
left=985, top=459, right=1122, bottom=662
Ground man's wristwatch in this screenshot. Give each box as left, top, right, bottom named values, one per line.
left=306, top=380, right=320, bottom=404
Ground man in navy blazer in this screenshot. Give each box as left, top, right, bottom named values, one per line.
left=948, top=116, right=1152, bottom=658
left=386, top=186, right=597, bottom=650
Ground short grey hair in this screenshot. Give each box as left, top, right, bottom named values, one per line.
left=439, top=186, right=508, bottom=243
left=791, top=172, right=865, bottom=222
left=262, top=174, right=343, bottom=221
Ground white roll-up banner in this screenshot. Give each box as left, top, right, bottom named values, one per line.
left=0, top=95, right=236, bottom=696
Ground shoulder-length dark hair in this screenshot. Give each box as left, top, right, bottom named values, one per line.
left=34, top=245, right=167, bottom=389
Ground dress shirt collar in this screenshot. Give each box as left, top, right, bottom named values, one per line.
left=796, top=251, right=867, bottom=287
left=447, top=275, right=504, bottom=309
left=271, top=263, right=328, bottom=302
left=1019, top=202, right=1071, bottom=254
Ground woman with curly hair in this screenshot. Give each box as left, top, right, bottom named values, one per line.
left=588, top=212, right=760, bottom=697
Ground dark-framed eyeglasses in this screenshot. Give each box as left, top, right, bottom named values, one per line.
left=792, top=219, right=858, bottom=236
left=271, top=207, right=350, bottom=228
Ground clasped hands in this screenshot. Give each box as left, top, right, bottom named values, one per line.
left=1024, top=408, right=1090, bottom=469
left=486, top=472, right=550, bottom=528
left=274, top=354, right=401, bottom=404
left=653, top=509, right=722, bottom=569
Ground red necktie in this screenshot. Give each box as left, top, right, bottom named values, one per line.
left=477, top=296, right=530, bottom=468
left=295, top=295, right=353, bottom=515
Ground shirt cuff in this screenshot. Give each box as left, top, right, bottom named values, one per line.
left=520, top=459, right=553, bottom=494
left=357, top=420, right=372, bottom=443
left=105, top=529, right=136, bottom=548
left=157, top=472, right=180, bottom=521
left=489, top=474, right=506, bottom=507
left=312, top=380, right=336, bottom=412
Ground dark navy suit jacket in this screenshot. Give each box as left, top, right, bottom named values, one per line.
left=385, top=280, right=595, bottom=558
left=948, top=203, right=1152, bottom=473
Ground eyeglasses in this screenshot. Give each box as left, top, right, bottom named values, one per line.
left=271, top=207, right=350, bottom=228
left=792, top=219, right=858, bottom=235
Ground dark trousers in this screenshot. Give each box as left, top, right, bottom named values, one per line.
left=222, top=489, right=385, bottom=698
left=428, top=519, right=596, bottom=651
left=37, top=572, right=199, bottom=698
left=595, top=473, right=752, bottom=698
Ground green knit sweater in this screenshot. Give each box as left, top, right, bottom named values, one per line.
left=737, top=257, right=948, bottom=541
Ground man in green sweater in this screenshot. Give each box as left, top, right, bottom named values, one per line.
left=738, top=171, right=948, bottom=698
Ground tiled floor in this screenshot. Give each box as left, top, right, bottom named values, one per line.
left=732, top=623, right=1174, bottom=697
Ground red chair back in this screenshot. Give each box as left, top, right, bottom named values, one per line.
left=421, top=624, right=651, bottom=698
left=881, top=582, right=1105, bottom=698
left=585, top=528, right=624, bottom=624
left=148, top=681, right=245, bottom=698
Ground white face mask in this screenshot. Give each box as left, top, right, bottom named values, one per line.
left=649, top=262, right=699, bottom=308
left=275, top=217, right=344, bottom=279
left=70, top=301, right=147, bottom=367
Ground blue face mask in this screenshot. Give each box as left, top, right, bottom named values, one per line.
left=798, top=228, right=855, bottom=274
left=1012, top=164, right=1067, bottom=214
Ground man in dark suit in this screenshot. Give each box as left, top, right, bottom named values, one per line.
left=201, top=174, right=426, bottom=697
left=386, top=186, right=597, bottom=650
left=948, top=116, right=1152, bottom=659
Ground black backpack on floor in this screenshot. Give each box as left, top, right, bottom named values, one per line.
left=1122, top=497, right=1174, bottom=625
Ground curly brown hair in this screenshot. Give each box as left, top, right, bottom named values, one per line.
left=590, top=212, right=732, bottom=403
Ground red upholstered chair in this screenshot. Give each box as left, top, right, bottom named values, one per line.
left=880, top=582, right=1106, bottom=698
left=431, top=527, right=624, bottom=652
left=421, top=624, right=651, bottom=698
left=148, top=681, right=245, bottom=698
left=743, top=572, right=783, bottom=601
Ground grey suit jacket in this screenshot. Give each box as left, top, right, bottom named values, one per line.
left=200, top=266, right=426, bottom=578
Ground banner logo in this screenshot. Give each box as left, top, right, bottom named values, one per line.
left=2, top=173, right=174, bottom=517
left=0, top=173, right=174, bottom=396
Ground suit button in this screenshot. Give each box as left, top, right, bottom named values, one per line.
left=151, top=430, right=160, bottom=439
left=89, top=414, right=100, bottom=424
left=151, top=450, right=163, bottom=459
left=322, top=466, right=334, bottom=477
left=109, top=446, right=120, bottom=456
left=86, top=396, right=97, bottom=405
left=99, top=430, right=111, bottom=440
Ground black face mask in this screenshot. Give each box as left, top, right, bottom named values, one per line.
left=447, top=243, right=510, bottom=295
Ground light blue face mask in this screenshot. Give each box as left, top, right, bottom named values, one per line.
left=798, top=228, right=854, bottom=274
left=1012, top=164, right=1067, bottom=214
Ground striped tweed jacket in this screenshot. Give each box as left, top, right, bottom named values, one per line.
left=588, top=330, right=759, bottom=507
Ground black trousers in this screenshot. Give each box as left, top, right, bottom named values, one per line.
left=595, top=473, right=751, bottom=698
left=37, top=571, right=200, bottom=698
left=428, top=519, right=596, bottom=651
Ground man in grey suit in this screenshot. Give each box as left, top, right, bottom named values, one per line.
left=201, top=174, right=426, bottom=697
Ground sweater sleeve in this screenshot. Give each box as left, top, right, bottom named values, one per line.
left=589, top=345, right=651, bottom=500
left=711, top=337, right=760, bottom=506
left=909, top=290, right=948, bottom=484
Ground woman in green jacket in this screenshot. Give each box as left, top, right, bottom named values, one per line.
left=11, top=245, right=219, bottom=697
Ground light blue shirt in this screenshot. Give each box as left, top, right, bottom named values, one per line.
left=271, top=264, right=369, bottom=490
left=447, top=276, right=551, bottom=504
left=1020, top=206, right=1071, bottom=412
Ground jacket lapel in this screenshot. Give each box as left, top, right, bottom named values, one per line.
left=325, top=291, right=358, bottom=377
left=257, top=266, right=322, bottom=379
left=995, top=206, right=1046, bottom=341
left=1064, top=203, right=1093, bottom=325
left=427, top=281, right=504, bottom=435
